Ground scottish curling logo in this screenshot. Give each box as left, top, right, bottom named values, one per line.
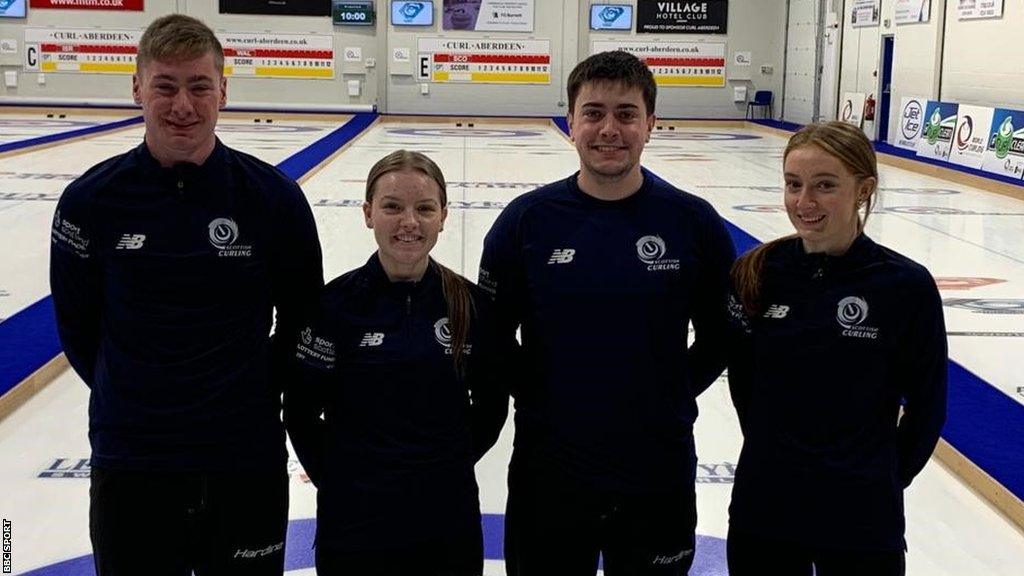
left=837, top=296, right=878, bottom=339
left=636, top=235, right=680, bottom=271
left=434, top=317, right=471, bottom=355
left=208, top=217, right=252, bottom=257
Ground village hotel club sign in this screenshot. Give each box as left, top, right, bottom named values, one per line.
left=637, top=1, right=729, bottom=34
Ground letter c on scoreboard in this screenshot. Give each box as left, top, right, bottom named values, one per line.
left=25, top=43, right=39, bottom=71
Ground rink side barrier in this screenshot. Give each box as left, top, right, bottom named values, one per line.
left=553, top=116, right=1024, bottom=530
left=748, top=119, right=1024, bottom=202
left=0, top=112, right=380, bottom=421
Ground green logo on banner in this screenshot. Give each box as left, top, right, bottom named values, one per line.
left=993, top=116, right=1014, bottom=159
left=925, top=108, right=942, bottom=145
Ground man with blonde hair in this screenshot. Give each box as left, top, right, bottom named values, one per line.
left=50, top=14, right=322, bottom=575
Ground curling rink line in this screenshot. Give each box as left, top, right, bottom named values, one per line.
left=0, top=117, right=349, bottom=321
left=2, top=120, right=1022, bottom=574
left=0, top=112, right=135, bottom=146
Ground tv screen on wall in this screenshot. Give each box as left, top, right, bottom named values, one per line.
left=219, top=0, right=331, bottom=16
left=391, top=0, right=433, bottom=26
left=0, top=0, right=27, bottom=19
left=590, top=4, right=633, bottom=31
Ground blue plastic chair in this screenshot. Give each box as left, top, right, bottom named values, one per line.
left=746, top=90, right=774, bottom=119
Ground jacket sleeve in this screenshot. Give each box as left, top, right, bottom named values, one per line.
left=269, top=180, right=324, bottom=395
left=687, top=210, right=737, bottom=396
left=465, top=299, right=514, bottom=461
left=895, top=274, right=948, bottom=488
left=725, top=293, right=755, bottom=435
left=478, top=205, right=525, bottom=392
left=283, top=309, right=335, bottom=488
left=49, top=189, right=100, bottom=387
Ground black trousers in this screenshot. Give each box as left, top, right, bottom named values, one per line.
left=727, top=528, right=906, bottom=576
left=315, top=526, right=483, bottom=576
left=504, top=471, right=697, bottom=576
left=89, top=466, right=289, bottom=576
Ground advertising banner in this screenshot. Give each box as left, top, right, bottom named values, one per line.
left=24, top=27, right=140, bottom=74
left=957, top=0, right=1004, bottom=20
left=894, top=96, right=926, bottom=150
left=29, top=0, right=143, bottom=9
left=948, top=104, right=994, bottom=169
left=851, top=0, right=879, bottom=27
left=417, top=38, right=550, bottom=84
left=592, top=40, right=725, bottom=87
left=219, top=0, right=330, bottom=16
left=839, top=92, right=866, bottom=127
left=916, top=100, right=959, bottom=161
left=636, top=0, right=727, bottom=34
left=442, top=0, right=534, bottom=32
left=981, top=108, right=1024, bottom=179
left=218, top=32, right=334, bottom=79
left=894, top=0, right=929, bottom=24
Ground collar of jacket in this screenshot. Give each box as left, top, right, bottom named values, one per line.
left=778, top=233, right=878, bottom=276
left=360, top=251, right=442, bottom=300
left=132, top=138, right=234, bottom=191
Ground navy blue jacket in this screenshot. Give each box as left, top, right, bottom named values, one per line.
left=285, top=254, right=512, bottom=550
left=479, top=170, right=735, bottom=495
left=49, top=140, right=323, bottom=471
left=727, top=234, right=947, bottom=550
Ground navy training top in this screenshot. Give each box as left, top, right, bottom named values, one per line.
left=50, top=140, right=323, bottom=471
left=285, top=254, right=512, bottom=550
left=726, top=234, right=948, bottom=550
left=479, top=169, right=736, bottom=495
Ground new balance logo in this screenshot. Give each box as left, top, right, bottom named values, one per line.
left=548, top=248, right=575, bottom=264
left=359, top=333, right=384, bottom=347
left=763, top=304, right=790, bottom=319
left=115, top=233, right=145, bottom=250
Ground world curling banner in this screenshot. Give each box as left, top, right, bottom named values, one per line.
left=948, top=104, right=994, bottom=170
left=916, top=100, right=959, bottom=161
left=839, top=92, right=866, bottom=127
left=218, top=32, right=334, bottom=79
left=981, top=108, right=1024, bottom=179
left=417, top=38, right=550, bottom=84
left=24, top=28, right=140, bottom=74
left=592, top=40, right=725, bottom=87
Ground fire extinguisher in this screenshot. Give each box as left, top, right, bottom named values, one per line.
left=864, top=94, right=876, bottom=121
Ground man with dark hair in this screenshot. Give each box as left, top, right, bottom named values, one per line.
left=49, top=14, right=322, bottom=575
left=479, top=50, right=735, bottom=575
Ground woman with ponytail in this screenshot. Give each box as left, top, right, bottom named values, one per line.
left=285, top=150, right=512, bottom=576
left=726, top=122, right=947, bottom=576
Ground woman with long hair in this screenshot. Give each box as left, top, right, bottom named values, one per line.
left=726, top=122, right=947, bottom=576
left=285, top=150, right=512, bottom=576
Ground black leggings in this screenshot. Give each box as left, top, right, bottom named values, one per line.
left=727, top=528, right=905, bottom=576
left=315, top=527, right=483, bottom=576
left=504, top=471, right=697, bottom=576
left=90, top=467, right=288, bottom=576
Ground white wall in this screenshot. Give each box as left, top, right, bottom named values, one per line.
left=838, top=0, right=885, bottom=137
left=579, top=0, right=788, bottom=119
left=0, top=1, right=789, bottom=118
left=835, top=0, right=1024, bottom=143
left=886, top=0, right=945, bottom=144
left=0, top=0, right=382, bottom=110
left=941, top=0, right=1024, bottom=108
left=785, top=0, right=819, bottom=123
left=386, top=0, right=571, bottom=116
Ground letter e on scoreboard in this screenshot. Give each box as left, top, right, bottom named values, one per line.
left=418, top=54, right=432, bottom=81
